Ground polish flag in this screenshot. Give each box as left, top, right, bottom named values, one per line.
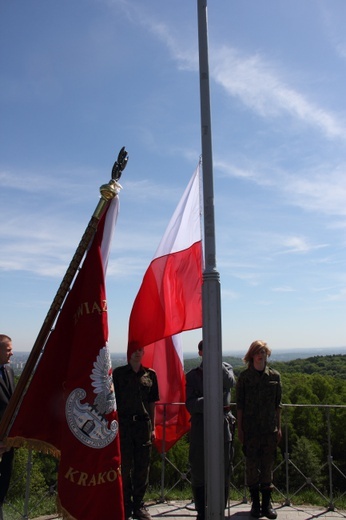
left=128, top=165, right=203, bottom=451
left=139, top=335, right=191, bottom=452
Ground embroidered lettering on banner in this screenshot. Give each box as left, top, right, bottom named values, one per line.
left=73, top=300, right=108, bottom=325
left=64, top=466, right=121, bottom=486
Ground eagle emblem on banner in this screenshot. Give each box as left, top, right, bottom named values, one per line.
left=65, top=346, right=118, bottom=448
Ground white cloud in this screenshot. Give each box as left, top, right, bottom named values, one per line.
left=212, top=46, right=346, bottom=140
left=272, top=286, right=296, bottom=293
left=109, top=1, right=346, bottom=142
left=326, top=287, right=346, bottom=301
left=216, top=157, right=346, bottom=222
left=283, top=167, right=346, bottom=217
left=215, top=159, right=273, bottom=186
left=277, top=236, right=327, bottom=255
left=220, top=287, right=240, bottom=301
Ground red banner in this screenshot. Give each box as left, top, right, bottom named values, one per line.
left=8, top=199, right=124, bottom=520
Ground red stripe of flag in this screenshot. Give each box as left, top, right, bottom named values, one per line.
left=128, top=165, right=203, bottom=451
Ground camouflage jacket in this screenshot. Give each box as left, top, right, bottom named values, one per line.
left=236, top=364, right=282, bottom=439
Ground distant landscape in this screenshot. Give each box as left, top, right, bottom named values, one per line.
left=9, top=346, right=346, bottom=510
left=10, top=346, right=346, bottom=376
left=188, top=345, right=346, bottom=362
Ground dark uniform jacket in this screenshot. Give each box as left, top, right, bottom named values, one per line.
left=186, top=362, right=236, bottom=443
left=113, top=364, right=159, bottom=419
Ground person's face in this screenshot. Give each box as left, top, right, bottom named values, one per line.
left=0, top=340, right=13, bottom=365
left=130, top=348, right=144, bottom=363
left=253, top=347, right=267, bottom=365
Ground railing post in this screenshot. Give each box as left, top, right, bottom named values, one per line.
left=23, top=449, right=33, bottom=520
left=284, top=406, right=291, bottom=506
left=242, top=457, right=247, bottom=504
left=326, top=408, right=335, bottom=511
left=160, top=403, right=167, bottom=503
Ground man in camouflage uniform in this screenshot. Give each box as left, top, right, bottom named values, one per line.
left=185, top=340, right=236, bottom=520
left=113, top=348, right=159, bottom=520
left=236, top=340, right=282, bottom=519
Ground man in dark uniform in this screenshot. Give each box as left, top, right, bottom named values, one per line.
left=0, top=334, right=15, bottom=520
left=113, top=348, right=159, bottom=520
left=185, top=340, right=236, bottom=520
left=236, top=340, right=282, bottom=519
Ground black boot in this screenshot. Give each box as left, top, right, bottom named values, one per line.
left=249, top=486, right=261, bottom=518
left=261, top=488, right=277, bottom=519
left=192, top=486, right=205, bottom=520
left=224, top=485, right=229, bottom=509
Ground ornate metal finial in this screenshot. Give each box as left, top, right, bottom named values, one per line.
left=96, top=147, right=128, bottom=215
left=111, top=146, right=128, bottom=181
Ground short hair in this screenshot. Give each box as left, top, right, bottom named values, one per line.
left=0, top=335, right=12, bottom=348
left=198, top=340, right=203, bottom=352
left=243, top=340, right=271, bottom=366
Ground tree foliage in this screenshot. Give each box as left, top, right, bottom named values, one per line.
left=8, top=354, right=346, bottom=507
left=184, top=354, right=346, bottom=497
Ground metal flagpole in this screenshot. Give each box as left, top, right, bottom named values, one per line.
left=0, top=147, right=128, bottom=440
left=197, top=1, right=225, bottom=519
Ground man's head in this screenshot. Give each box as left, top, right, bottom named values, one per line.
left=0, top=335, right=13, bottom=365
left=129, top=348, right=144, bottom=364
left=127, top=340, right=143, bottom=362
left=198, top=340, right=203, bottom=357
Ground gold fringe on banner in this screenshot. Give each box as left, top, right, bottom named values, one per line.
left=4, top=436, right=61, bottom=459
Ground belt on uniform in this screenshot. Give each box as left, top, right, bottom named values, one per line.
left=119, top=414, right=150, bottom=422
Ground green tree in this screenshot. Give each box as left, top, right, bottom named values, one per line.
left=8, top=448, right=53, bottom=502
left=289, top=437, right=323, bottom=491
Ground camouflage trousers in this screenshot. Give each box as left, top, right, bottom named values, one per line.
left=243, top=432, right=278, bottom=488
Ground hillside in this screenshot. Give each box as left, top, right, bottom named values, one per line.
left=184, top=356, right=244, bottom=373
left=12, top=351, right=346, bottom=380
left=270, top=354, right=346, bottom=380
left=184, top=354, right=346, bottom=380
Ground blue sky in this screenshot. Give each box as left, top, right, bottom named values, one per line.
left=1, top=0, right=345, bottom=354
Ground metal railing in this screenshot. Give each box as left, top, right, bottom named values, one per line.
left=4, top=403, right=346, bottom=518
left=279, top=404, right=346, bottom=510
left=154, top=402, right=346, bottom=512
